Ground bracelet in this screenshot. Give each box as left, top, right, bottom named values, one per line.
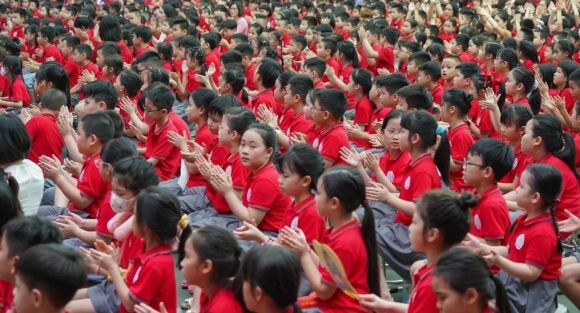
left=261, top=237, right=273, bottom=246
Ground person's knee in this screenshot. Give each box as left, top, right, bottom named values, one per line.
left=559, top=263, right=580, bottom=288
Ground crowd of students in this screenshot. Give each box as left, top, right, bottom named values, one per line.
left=1, top=0, right=580, bottom=312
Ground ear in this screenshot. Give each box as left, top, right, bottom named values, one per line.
left=531, top=190, right=541, bottom=205
left=410, top=132, right=421, bottom=145
left=253, top=285, right=264, bottom=301
left=98, top=101, right=107, bottom=110
left=265, top=146, right=274, bottom=159
left=464, top=287, right=479, bottom=305
left=201, top=259, right=213, bottom=275
left=32, top=288, right=43, bottom=308
left=301, top=175, right=312, bottom=189
left=9, top=256, right=19, bottom=276
left=426, top=227, right=440, bottom=243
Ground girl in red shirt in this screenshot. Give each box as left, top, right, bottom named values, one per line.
left=280, top=166, right=381, bottom=313
left=431, top=248, right=511, bottom=313
left=0, top=56, right=30, bottom=109
left=505, top=67, right=541, bottom=115
left=347, top=69, right=374, bottom=149
left=360, top=189, right=475, bottom=313
left=399, top=20, right=417, bottom=42
left=473, top=164, right=563, bottom=313
left=176, top=226, right=244, bottom=313
left=240, top=246, right=302, bottom=313
left=469, top=75, right=503, bottom=140
left=553, top=60, right=579, bottom=114
left=218, top=70, right=250, bottom=108
left=494, top=48, right=519, bottom=106
left=517, top=41, right=539, bottom=72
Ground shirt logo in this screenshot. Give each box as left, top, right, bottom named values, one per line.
left=133, top=266, right=142, bottom=283
left=312, top=138, right=319, bottom=149
left=513, top=158, right=518, bottom=170
left=290, top=217, right=299, bottom=230
left=318, top=142, right=324, bottom=153
left=247, top=188, right=252, bottom=202
left=386, top=171, right=394, bottom=182
left=515, top=234, right=525, bottom=250
left=404, top=176, right=411, bottom=190
left=476, top=117, right=481, bottom=125
left=225, top=166, right=232, bottom=176
left=474, top=214, right=481, bottom=230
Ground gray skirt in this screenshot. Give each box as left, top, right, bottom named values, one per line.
left=177, top=187, right=212, bottom=214
left=497, top=270, right=558, bottom=313
left=375, top=216, right=425, bottom=282
left=87, top=280, right=120, bottom=313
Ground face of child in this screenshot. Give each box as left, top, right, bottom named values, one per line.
left=239, top=129, right=271, bottom=169
left=180, top=236, right=206, bottom=287
left=505, top=72, right=520, bottom=96
left=207, top=113, right=221, bottom=134
left=399, top=48, right=410, bottom=63
left=304, top=94, right=313, bottom=119
left=347, top=74, right=356, bottom=94
left=316, top=42, right=327, bottom=58
left=73, top=49, right=85, bottom=64
left=453, top=72, right=469, bottom=89
left=553, top=67, right=567, bottom=87
left=21, top=0, right=29, bottom=8
left=407, top=61, right=419, bottom=76
left=462, top=153, right=486, bottom=187
left=320, top=16, right=330, bottom=25
left=416, top=70, right=430, bottom=87
left=515, top=170, right=535, bottom=210
left=305, top=29, right=314, bottom=43
left=311, top=98, right=326, bottom=126
left=75, top=121, right=95, bottom=155
left=431, top=274, right=475, bottom=313
left=218, top=115, right=236, bottom=146
left=248, top=28, right=258, bottom=42
left=287, top=24, right=297, bottom=36
left=279, top=163, right=305, bottom=197
left=11, top=13, right=23, bottom=26
left=274, top=79, right=286, bottom=102
left=269, top=34, right=279, bottom=48
left=382, top=117, right=402, bottom=151
left=299, top=20, right=308, bottom=33
left=449, top=39, right=462, bottom=55
left=553, top=46, right=568, bottom=63
left=544, top=46, right=554, bottom=63
left=401, top=21, right=413, bottom=35
left=39, top=7, right=48, bottom=17
left=408, top=210, right=427, bottom=252
left=443, top=21, right=454, bottom=34
left=314, top=178, right=331, bottom=216
left=397, top=97, right=410, bottom=112
left=143, top=98, right=167, bottom=123
left=468, top=40, right=479, bottom=56
left=520, top=119, right=536, bottom=155
left=13, top=274, right=39, bottom=313
left=500, top=119, right=522, bottom=143
left=570, top=80, right=580, bottom=100
left=0, top=234, right=14, bottom=282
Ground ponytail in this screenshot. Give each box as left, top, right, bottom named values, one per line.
left=241, top=88, right=249, bottom=105
left=548, top=205, right=563, bottom=252
left=491, top=275, right=511, bottom=313
left=361, top=201, right=381, bottom=297
left=434, top=132, right=451, bottom=187
left=557, top=132, right=580, bottom=180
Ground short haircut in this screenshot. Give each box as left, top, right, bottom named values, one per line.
left=133, top=25, right=152, bottom=42
left=80, top=111, right=115, bottom=144
left=314, top=89, right=347, bottom=120
left=201, top=33, right=219, bottom=50
left=222, top=19, right=237, bottom=30
left=102, top=110, right=124, bottom=139
left=1, top=216, right=62, bottom=258
left=12, top=8, right=27, bottom=19
left=15, top=244, right=86, bottom=308
left=291, top=35, right=307, bottom=50
left=257, top=58, right=283, bottom=88
left=419, top=60, right=442, bottom=81
left=133, top=51, right=162, bottom=69
left=231, top=33, right=248, bottom=43
left=104, top=55, right=124, bottom=74
left=63, top=35, right=80, bottom=48
left=569, top=68, right=580, bottom=86
left=74, top=43, right=92, bottom=59
left=396, top=85, right=433, bottom=110
left=83, top=80, right=118, bottom=110
left=208, top=95, right=243, bottom=116
left=39, top=26, right=55, bottom=42
left=374, top=73, right=410, bottom=95
left=456, top=62, right=482, bottom=79
left=303, top=57, right=326, bottom=78
left=221, top=50, right=243, bottom=65
left=39, top=88, right=66, bottom=111
left=454, top=33, right=470, bottom=51
left=119, top=70, right=142, bottom=98
left=178, top=35, right=201, bottom=50
left=144, top=84, right=175, bottom=111
left=468, top=138, right=515, bottom=181
left=233, top=43, right=254, bottom=59
left=408, top=51, right=431, bottom=66
left=288, top=74, right=314, bottom=103
left=97, top=41, right=120, bottom=57
left=0, top=114, right=31, bottom=164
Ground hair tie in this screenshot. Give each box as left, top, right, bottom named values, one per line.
left=559, top=137, right=566, bottom=152
left=179, top=214, right=189, bottom=230
left=532, top=80, right=539, bottom=91
left=362, top=199, right=369, bottom=207
left=436, top=125, right=448, bottom=135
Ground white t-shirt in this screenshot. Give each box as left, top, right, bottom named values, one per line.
left=5, top=160, right=44, bottom=216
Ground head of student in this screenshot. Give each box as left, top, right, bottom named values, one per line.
left=99, top=137, right=138, bottom=184
left=207, top=95, right=243, bottom=135
left=464, top=138, right=515, bottom=187
left=396, top=84, right=433, bottom=112
left=440, top=88, right=473, bottom=122
left=111, top=156, right=160, bottom=215
left=255, top=58, right=283, bottom=89
left=38, top=88, right=66, bottom=112
left=13, top=244, right=86, bottom=313
left=278, top=143, right=324, bottom=198
left=83, top=80, right=118, bottom=113
left=219, top=107, right=256, bottom=148
left=0, top=216, right=63, bottom=283
left=0, top=114, right=31, bottom=167
left=240, top=123, right=277, bottom=170
left=187, top=88, right=218, bottom=124
left=311, top=89, right=347, bottom=125
left=34, top=62, right=70, bottom=106
left=77, top=112, right=115, bottom=157
left=143, top=83, right=175, bottom=123
left=432, top=248, right=511, bottom=313
left=285, top=74, right=314, bottom=108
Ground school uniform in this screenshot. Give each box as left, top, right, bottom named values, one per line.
left=283, top=195, right=325, bottom=243
left=458, top=50, right=473, bottom=63
left=133, top=46, right=149, bottom=60
left=292, top=53, right=306, bottom=72
left=364, top=107, right=392, bottom=136
left=205, top=49, right=221, bottom=85
left=95, top=191, right=116, bottom=239
left=468, top=99, right=481, bottom=120
left=557, top=88, right=575, bottom=114
left=285, top=111, right=313, bottom=137
left=312, top=122, right=350, bottom=167
left=498, top=213, right=561, bottom=313
left=511, top=96, right=530, bottom=108
left=313, top=80, right=325, bottom=89
left=447, top=123, right=474, bottom=192
left=5, top=75, right=30, bottom=107
left=375, top=46, right=395, bottom=74
left=0, top=280, right=13, bottom=313
left=185, top=70, right=204, bottom=93
left=145, top=119, right=182, bottom=181
left=522, top=59, right=534, bottom=71
left=244, top=62, right=258, bottom=91
left=26, top=113, right=64, bottom=164
left=42, top=43, right=63, bottom=64
left=470, top=185, right=510, bottom=244
left=337, top=64, right=356, bottom=110
left=63, top=56, right=81, bottom=89
left=407, top=264, right=438, bottom=313
left=199, top=286, right=243, bottom=313
left=376, top=153, right=441, bottom=282
left=500, top=144, right=526, bottom=185
left=278, top=106, right=295, bottom=134
left=321, top=57, right=341, bottom=84
left=251, top=88, right=280, bottom=117
left=9, top=24, right=24, bottom=40
left=317, top=219, right=370, bottom=313
left=350, top=96, right=374, bottom=149
left=429, top=84, right=444, bottom=105
left=122, top=244, right=176, bottom=313
left=474, top=107, right=502, bottom=140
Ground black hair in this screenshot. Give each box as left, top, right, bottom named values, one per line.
left=401, top=111, right=451, bottom=186
left=98, top=15, right=122, bottom=42
left=135, top=186, right=191, bottom=266
left=178, top=35, right=201, bottom=51
left=222, top=19, right=238, bottom=31
left=351, top=68, right=372, bottom=100
left=522, top=165, right=563, bottom=253
left=287, top=74, right=314, bottom=104
left=336, top=40, right=359, bottom=69
left=63, top=35, right=80, bottom=49
left=234, top=42, right=254, bottom=59
left=201, top=32, right=219, bottom=50
left=569, top=68, right=580, bottom=86
left=224, top=107, right=256, bottom=136
left=500, top=104, right=533, bottom=131
left=555, top=40, right=575, bottom=60
left=240, top=246, right=302, bottom=312
left=208, top=95, right=243, bottom=117
left=291, top=35, right=307, bottom=51
left=190, top=88, right=218, bottom=117
left=97, top=41, right=120, bottom=57
left=3, top=56, right=22, bottom=82
left=113, top=156, right=160, bottom=198
left=257, top=58, right=283, bottom=89
left=313, top=89, right=347, bottom=120
left=15, top=244, right=86, bottom=308
left=39, top=88, right=66, bottom=111
left=279, top=143, right=323, bottom=191
left=374, top=73, right=409, bottom=95
left=245, top=123, right=277, bottom=161
left=510, top=67, right=541, bottom=115
left=100, top=137, right=138, bottom=167
left=2, top=216, right=63, bottom=258
left=434, top=248, right=511, bottom=313
left=558, top=60, right=580, bottom=88
left=133, top=25, right=152, bottom=42
left=453, top=33, right=470, bottom=51
left=380, top=109, right=405, bottom=130
left=187, top=47, right=207, bottom=76
left=221, top=50, right=243, bottom=66
left=0, top=114, right=31, bottom=164
left=442, top=88, right=473, bottom=116
left=417, top=190, right=475, bottom=248
left=456, top=62, right=481, bottom=80
left=396, top=85, right=433, bottom=111
left=418, top=60, right=441, bottom=82
left=320, top=167, right=380, bottom=296
left=35, top=63, right=71, bottom=107
left=74, top=16, right=91, bottom=29
left=83, top=80, right=118, bottom=110
left=426, top=43, right=444, bottom=62
left=144, top=84, right=175, bottom=111
left=408, top=51, right=431, bottom=67
left=496, top=48, right=519, bottom=70
left=117, top=70, right=142, bottom=99
left=101, top=110, right=124, bottom=139
left=518, top=40, right=539, bottom=64
left=303, top=57, right=326, bottom=78
left=156, top=42, right=173, bottom=63
left=80, top=111, right=115, bottom=145
left=531, top=114, right=580, bottom=179
left=103, top=55, right=123, bottom=76
left=468, top=138, right=515, bottom=182
left=189, top=226, right=242, bottom=285
left=221, top=69, right=248, bottom=104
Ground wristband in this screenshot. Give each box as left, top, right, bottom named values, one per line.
left=261, top=237, right=274, bottom=245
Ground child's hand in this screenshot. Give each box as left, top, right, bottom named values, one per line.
left=552, top=95, right=566, bottom=112
left=38, top=155, right=63, bottom=180
left=119, top=97, right=137, bottom=115
left=325, top=66, right=336, bottom=79
left=65, top=211, right=85, bottom=228
left=372, top=120, right=383, bottom=133
left=67, top=20, right=75, bottom=29
left=187, top=140, right=207, bottom=156
left=233, top=220, right=268, bottom=243
left=79, top=246, right=99, bottom=274
left=462, top=233, right=490, bottom=256
left=290, top=132, right=308, bottom=145
left=257, top=104, right=278, bottom=128
left=366, top=182, right=391, bottom=203
left=365, top=153, right=381, bottom=173
left=35, top=48, right=44, bottom=58
left=75, top=29, right=89, bottom=42
left=135, top=302, right=168, bottom=313
left=369, top=135, right=385, bottom=148
left=167, top=130, right=189, bottom=150
left=128, top=124, right=144, bottom=141
left=346, top=124, right=364, bottom=139
left=377, top=68, right=391, bottom=76
left=195, top=74, right=210, bottom=86
left=220, top=38, right=229, bottom=46
left=169, top=72, right=181, bottom=85
left=89, top=247, right=117, bottom=273
left=63, top=158, right=82, bottom=175
left=207, top=63, right=216, bottom=77
left=28, top=105, right=41, bottom=116
left=209, top=166, right=234, bottom=194
left=57, top=113, right=73, bottom=136
left=558, top=209, right=580, bottom=233
left=357, top=25, right=367, bottom=40
left=54, top=216, right=80, bottom=238
left=0, top=108, right=6, bottom=115
left=537, top=79, right=549, bottom=95
left=339, top=146, right=362, bottom=167
left=20, top=52, right=30, bottom=61
left=479, top=88, right=500, bottom=111
left=82, top=69, right=97, bottom=83
left=19, top=108, right=32, bottom=125
left=194, top=154, right=213, bottom=179
left=304, top=49, right=316, bottom=59
left=359, top=294, right=393, bottom=312
left=279, top=226, right=309, bottom=256
left=482, top=250, right=501, bottom=266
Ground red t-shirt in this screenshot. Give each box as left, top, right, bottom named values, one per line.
left=285, top=111, right=313, bottom=137
left=95, top=191, right=116, bottom=239
left=337, top=64, right=356, bottom=110
left=9, top=24, right=24, bottom=40
left=407, top=264, right=438, bottom=313
left=474, top=107, right=502, bottom=140
left=144, top=120, right=181, bottom=181
left=119, top=232, right=145, bottom=270
left=396, top=154, right=442, bottom=226
left=448, top=123, right=474, bottom=192
left=186, top=124, right=216, bottom=188
left=122, top=244, right=176, bottom=313
left=470, top=186, right=510, bottom=243
left=500, top=144, right=526, bottom=184
left=318, top=219, right=369, bottom=313
left=23, top=43, right=43, bottom=62
left=458, top=50, right=473, bottom=63
left=251, top=89, right=279, bottom=117
left=281, top=195, right=325, bottom=243
left=42, top=44, right=63, bottom=64
left=185, top=70, right=204, bottom=94
left=291, top=53, right=306, bottom=72
left=241, top=163, right=292, bottom=232
left=0, top=280, right=13, bottom=313
left=512, top=95, right=530, bottom=108
left=244, top=62, right=258, bottom=91
left=133, top=46, right=149, bottom=61
left=5, top=75, right=30, bottom=106
left=373, top=151, right=412, bottom=191
left=365, top=107, right=392, bottom=135
left=205, top=49, right=221, bottom=85
left=199, top=286, right=243, bottom=313
left=321, top=57, right=341, bottom=84
left=207, top=153, right=249, bottom=214
left=26, top=113, right=64, bottom=164
left=64, top=57, right=81, bottom=90
left=312, top=122, right=350, bottom=167
left=506, top=213, right=562, bottom=280
left=429, top=84, right=444, bottom=105
left=277, top=106, right=295, bottom=134
left=350, top=96, right=374, bottom=148
left=70, top=154, right=109, bottom=218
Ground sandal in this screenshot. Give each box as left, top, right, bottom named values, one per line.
left=180, top=298, right=192, bottom=310
left=181, top=280, right=188, bottom=289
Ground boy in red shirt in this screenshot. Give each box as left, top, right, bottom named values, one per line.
left=24, top=88, right=65, bottom=164
left=139, top=84, right=181, bottom=182
left=70, top=44, right=99, bottom=103
left=285, top=35, right=307, bottom=73
left=37, top=112, right=115, bottom=220
left=303, top=57, right=326, bottom=89
left=417, top=61, right=445, bottom=105
left=252, top=58, right=282, bottom=118
left=8, top=8, right=25, bottom=41
left=359, top=25, right=397, bottom=75
left=317, top=37, right=340, bottom=88
left=132, top=26, right=152, bottom=61
left=234, top=43, right=258, bottom=91
left=37, top=26, right=63, bottom=64
left=60, top=35, right=81, bottom=92
left=200, top=33, right=222, bottom=85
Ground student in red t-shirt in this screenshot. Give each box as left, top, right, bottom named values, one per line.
left=345, top=69, right=374, bottom=150
left=173, top=226, right=244, bottom=313
left=132, top=26, right=152, bottom=61
left=252, top=58, right=282, bottom=117
left=60, top=36, right=81, bottom=90
left=303, top=57, right=326, bottom=89
left=70, top=44, right=99, bottom=102
left=200, top=33, right=222, bottom=85
left=450, top=34, right=473, bottom=63
left=24, top=89, right=65, bottom=164
left=441, top=88, right=475, bottom=192
left=88, top=187, right=191, bottom=313
left=473, top=164, right=563, bottom=313
left=279, top=166, right=380, bottom=313
left=37, top=26, right=63, bottom=64
left=216, top=69, right=250, bottom=108
left=316, top=37, right=341, bottom=89
left=140, top=84, right=181, bottom=182
left=441, top=56, right=461, bottom=90
left=452, top=62, right=481, bottom=119
left=0, top=56, right=30, bottom=108
left=417, top=60, right=444, bottom=105
left=37, top=112, right=114, bottom=220
left=269, top=72, right=296, bottom=136
left=505, top=67, right=540, bottom=113
left=359, top=26, right=397, bottom=76
left=235, top=43, right=258, bottom=91
left=283, top=35, right=307, bottom=73
left=325, top=40, right=357, bottom=110
left=360, top=189, right=474, bottom=313
left=8, top=8, right=25, bottom=41
left=0, top=218, right=67, bottom=313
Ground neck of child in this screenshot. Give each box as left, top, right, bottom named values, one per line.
left=484, top=59, right=493, bottom=70
left=196, top=119, right=207, bottom=130
left=201, top=280, right=221, bottom=298
left=257, top=85, right=268, bottom=92
left=355, top=92, right=364, bottom=101
left=85, top=149, right=102, bottom=160
left=144, top=236, right=164, bottom=252
left=500, top=68, right=510, bottom=78
left=425, top=81, right=437, bottom=90
left=445, top=78, right=454, bottom=86
left=293, top=103, right=305, bottom=114
left=252, top=159, right=270, bottom=174
left=156, top=115, right=169, bottom=128
left=321, top=55, right=330, bottom=61
left=510, top=138, right=521, bottom=149
left=321, top=118, right=338, bottom=127
left=229, top=143, right=240, bottom=155
left=475, top=181, right=496, bottom=195
left=527, top=206, right=546, bottom=219
left=448, top=117, right=465, bottom=129
left=512, top=92, right=525, bottom=101
left=0, top=159, right=24, bottom=169
left=410, top=148, right=428, bottom=161
left=424, top=245, right=446, bottom=266
left=42, top=42, right=50, bottom=48
left=556, top=82, right=566, bottom=91
left=294, top=191, right=311, bottom=205
left=80, top=59, right=89, bottom=67
left=328, top=212, right=354, bottom=232
left=388, top=148, right=400, bottom=158
left=531, top=147, right=549, bottom=161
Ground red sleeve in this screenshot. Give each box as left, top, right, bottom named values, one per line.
left=95, top=192, right=115, bottom=238
left=10, top=80, right=29, bottom=104
left=563, top=89, right=575, bottom=114
left=477, top=110, right=493, bottom=134
left=407, top=283, right=439, bottom=313
left=229, top=161, right=248, bottom=190
left=247, top=178, right=278, bottom=211
left=525, top=233, right=558, bottom=269
left=77, top=166, right=108, bottom=202
left=209, top=145, right=230, bottom=167
left=129, top=261, right=164, bottom=303
left=480, top=203, right=509, bottom=240
left=25, top=117, right=39, bottom=141
left=320, top=135, right=346, bottom=164
left=377, top=47, right=395, bottom=72
left=195, top=132, right=215, bottom=150
left=450, top=133, right=472, bottom=163
left=291, top=119, right=313, bottom=135
left=409, top=171, right=436, bottom=201
left=468, top=100, right=480, bottom=118
left=298, top=211, right=325, bottom=244
left=353, top=101, right=373, bottom=126
left=148, top=133, right=174, bottom=160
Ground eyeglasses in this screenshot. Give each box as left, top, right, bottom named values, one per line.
left=463, top=158, right=485, bottom=168
left=311, top=106, right=325, bottom=112
left=144, top=107, right=163, bottom=114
